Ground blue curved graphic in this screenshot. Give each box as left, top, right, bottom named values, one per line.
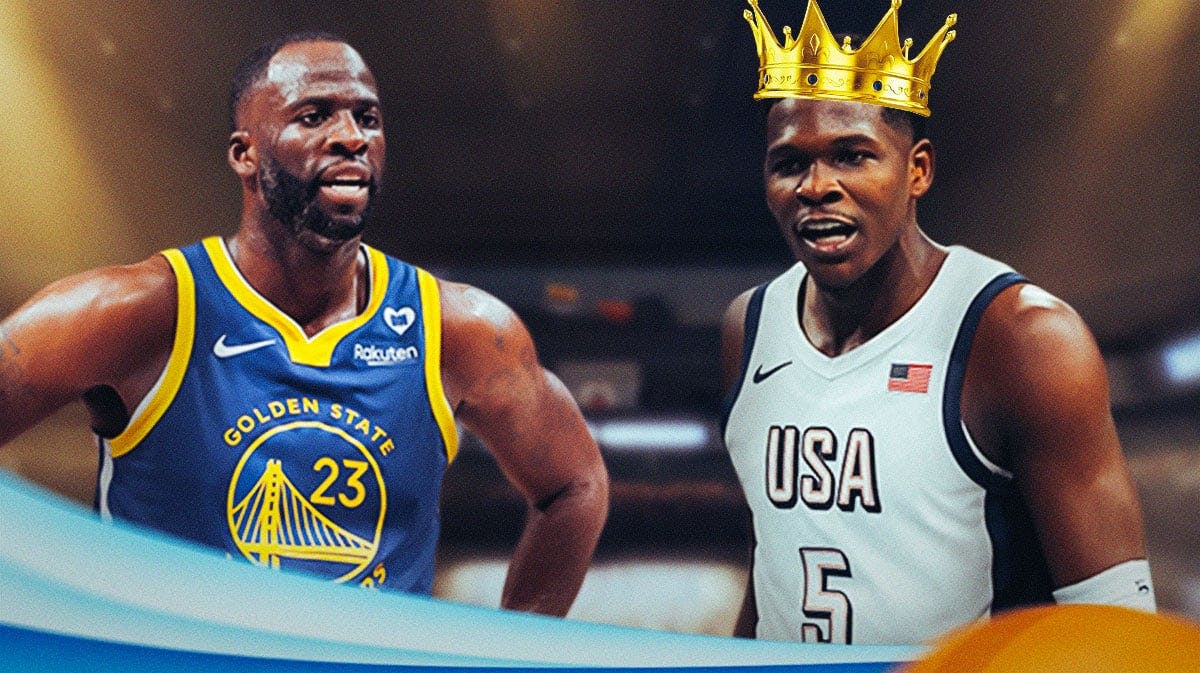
left=0, top=471, right=919, bottom=671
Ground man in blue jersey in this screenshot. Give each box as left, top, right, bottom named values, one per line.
left=0, top=33, right=607, bottom=615
left=721, top=0, right=1154, bottom=645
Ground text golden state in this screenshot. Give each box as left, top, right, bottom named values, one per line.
left=223, top=397, right=399, bottom=456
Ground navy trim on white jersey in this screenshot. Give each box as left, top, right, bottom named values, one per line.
left=721, top=283, right=769, bottom=437
left=941, top=271, right=1026, bottom=490
left=986, top=486, right=1055, bottom=610
left=936, top=269, right=1055, bottom=611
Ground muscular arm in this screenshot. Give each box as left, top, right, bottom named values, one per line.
left=0, top=258, right=175, bottom=449
left=721, top=289, right=758, bottom=637
left=440, top=280, right=608, bottom=616
left=963, top=284, right=1148, bottom=592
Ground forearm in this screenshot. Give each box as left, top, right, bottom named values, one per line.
left=501, top=476, right=608, bottom=616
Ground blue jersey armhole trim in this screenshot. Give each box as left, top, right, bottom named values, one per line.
left=942, top=271, right=1026, bottom=490
left=720, top=283, right=769, bottom=437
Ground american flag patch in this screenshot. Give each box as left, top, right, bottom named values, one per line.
left=888, top=363, right=932, bottom=393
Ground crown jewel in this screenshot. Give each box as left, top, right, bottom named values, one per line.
left=743, top=0, right=957, bottom=116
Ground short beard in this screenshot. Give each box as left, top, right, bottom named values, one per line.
left=258, top=157, right=376, bottom=242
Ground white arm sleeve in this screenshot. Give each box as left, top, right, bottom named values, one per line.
left=1051, top=559, right=1156, bottom=612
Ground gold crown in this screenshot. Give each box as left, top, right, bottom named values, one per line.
left=743, top=0, right=957, bottom=116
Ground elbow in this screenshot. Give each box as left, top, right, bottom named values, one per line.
left=536, top=462, right=610, bottom=530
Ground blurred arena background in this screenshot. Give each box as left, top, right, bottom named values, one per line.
left=2, top=0, right=1199, bottom=636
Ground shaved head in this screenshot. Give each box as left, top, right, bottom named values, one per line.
left=228, top=31, right=346, bottom=132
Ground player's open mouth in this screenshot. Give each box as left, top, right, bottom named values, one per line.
left=316, top=162, right=373, bottom=205
left=319, top=179, right=369, bottom=196
left=799, top=218, right=858, bottom=253
left=316, top=169, right=372, bottom=212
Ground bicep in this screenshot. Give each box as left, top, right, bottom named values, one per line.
left=465, top=364, right=599, bottom=501
left=0, top=286, right=109, bottom=442
left=447, top=297, right=603, bottom=503
left=992, top=296, right=1146, bottom=585
left=1016, top=401, right=1145, bottom=586
left=0, top=264, right=173, bottom=445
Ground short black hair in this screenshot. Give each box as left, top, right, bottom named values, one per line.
left=228, top=30, right=348, bottom=132
left=760, top=99, right=930, bottom=146
left=833, top=33, right=929, bottom=144
left=880, top=106, right=929, bottom=145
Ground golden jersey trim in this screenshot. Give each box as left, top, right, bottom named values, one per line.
left=109, top=248, right=196, bottom=457
left=202, top=236, right=390, bottom=368
left=417, top=268, right=459, bottom=463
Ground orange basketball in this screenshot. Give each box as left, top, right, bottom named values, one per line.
left=902, top=605, right=1200, bottom=673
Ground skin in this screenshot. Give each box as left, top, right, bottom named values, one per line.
left=723, top=98, right=1148, bottom=637
left=0, top=40, right=607, bottom=617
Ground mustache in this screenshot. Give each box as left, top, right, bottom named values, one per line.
left=260, top=159, right=382, bottom=206
left=259, top=158, right=381, bottom=241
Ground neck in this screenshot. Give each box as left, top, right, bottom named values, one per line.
left=801, top=229, right=946, bottom=357
left=227, top=216, right=367, bottom=336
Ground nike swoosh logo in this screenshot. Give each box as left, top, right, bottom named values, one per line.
left=752, top=360, right=793, bottom=384
left=213, top=334, right=276, bottom=358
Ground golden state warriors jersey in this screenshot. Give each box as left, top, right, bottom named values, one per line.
left=97, top=237, right=458, bottom=592
left=723, top=246, right=1052, bottom=645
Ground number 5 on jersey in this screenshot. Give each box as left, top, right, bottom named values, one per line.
left=800, top=547, right=852, bottom=644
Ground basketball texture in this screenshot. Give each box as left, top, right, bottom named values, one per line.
left=902, top=604, right=1200, bottom=673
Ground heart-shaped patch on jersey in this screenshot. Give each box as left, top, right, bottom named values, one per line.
left=384, top=306, right=415, bottom=337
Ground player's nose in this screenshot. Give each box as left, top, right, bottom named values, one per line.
left=326, top=110, right=367, bottom=156
left=796, top=161, right=842, bottom=205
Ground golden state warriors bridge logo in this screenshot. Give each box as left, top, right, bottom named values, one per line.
left=226, top=417, right=387, bottom=582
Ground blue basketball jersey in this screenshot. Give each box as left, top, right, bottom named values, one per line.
left=97, top=237, right=458, bottom=593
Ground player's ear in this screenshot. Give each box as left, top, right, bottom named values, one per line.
left=909, top=138, right=934, bottom=198
left=228, top=131, right=257, bottom=179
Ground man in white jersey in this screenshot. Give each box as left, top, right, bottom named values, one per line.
left=722, top=0, right=1155, bottom=645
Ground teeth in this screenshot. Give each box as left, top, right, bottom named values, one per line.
left=803, top=220, right=850, bottom=231
left=323, top=184, right=365, bottom=194
left=800, top=219, right=855, bottom=246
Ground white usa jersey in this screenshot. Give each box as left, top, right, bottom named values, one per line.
left=723, top=246, right=1053, bottom=645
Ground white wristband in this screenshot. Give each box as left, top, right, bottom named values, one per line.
left=1052, top=559, right=1156, bottom=612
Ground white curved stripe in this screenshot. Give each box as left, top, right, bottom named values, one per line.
left=0, top=472, right=919, bottom=667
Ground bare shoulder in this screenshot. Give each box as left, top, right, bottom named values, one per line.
left=971, top=282, right=1110, bottom=425
left=0, top=254, right=179, bottom=428
left=5, top=254, right=176, bottom=342
left=437, top=278, right=531, bottom=366
left=722, top=287, right=757, bottom=333
left=962, top=281, right=1114, bottom=471
left=720, top=287, right=759, bottom=393
left=435, top=278, right=539, bottom=410
left=438, top=278, right=523, bottom=338
left=978, top=283, right=1103, bottom=378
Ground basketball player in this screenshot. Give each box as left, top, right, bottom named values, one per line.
left=722, top=0, right=1155, bottom=645
left=0, top=34, right=607, bottom=616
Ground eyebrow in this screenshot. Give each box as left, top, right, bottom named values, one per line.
left=285, top=94, right=381, bottom=111
left=767, top=132, right=881, bottom=155
left=829, top=134, right=880, bottom=147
